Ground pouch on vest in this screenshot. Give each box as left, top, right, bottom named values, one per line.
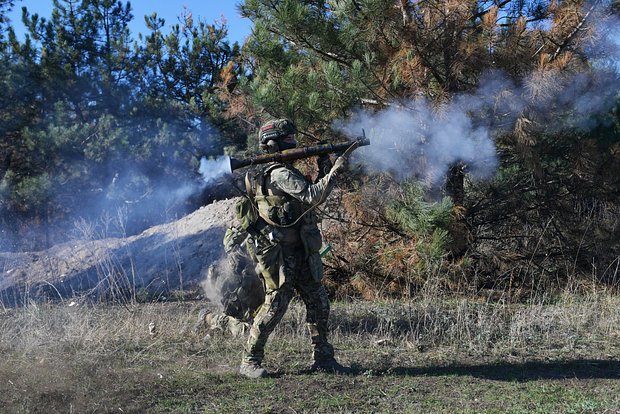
left=254, top=163, right=304, bottom=228
left=223, top=226, right=248, bottom=253
left=255, top=194, right=287, bottom=226
left=235, top=196, right=259, bottom=232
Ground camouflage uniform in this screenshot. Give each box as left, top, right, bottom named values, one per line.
left=194, top=307, right=250, bottom=337
left=242, top=162, right=337, bottom=366
left=236, top=118, right=349, bottom=378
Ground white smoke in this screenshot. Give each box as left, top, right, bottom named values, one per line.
left=199, top=155, right=232, bottom=183
left=583, top=8, right=620, bottom=65
left=166, top=155, right=233, bottom=204
left=333, top=4, right=620, bottom=188
left=334, top=97, right=500, bottom=187
left=199, top=258, right=229, bottom=311
left=334, top=61, right=619, bottom=188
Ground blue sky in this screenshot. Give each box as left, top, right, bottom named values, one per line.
left=8, top=0, right=253, bottom=44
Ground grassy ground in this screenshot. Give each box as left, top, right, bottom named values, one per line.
left=1, top=295, right=619, bottom=413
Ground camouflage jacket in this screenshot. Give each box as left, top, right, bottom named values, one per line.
left=266, top=163, right=336, bottom=206
left=253, top=162, right=335, bottom=245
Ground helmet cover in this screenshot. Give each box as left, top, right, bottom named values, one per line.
left=258, top=119, right=297, bottom=149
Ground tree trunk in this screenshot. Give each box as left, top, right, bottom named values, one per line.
left=445, top=163, right=465, bottom=206
left=445, top=162, right=468, bottom=257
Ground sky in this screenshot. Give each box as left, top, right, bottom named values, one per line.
left=8, top=0, right=253, bottom=44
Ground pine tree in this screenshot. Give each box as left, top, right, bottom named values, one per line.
left=238, top=0, right=620, bottom=288
left=134, top=11, right=243, bottom=154
left=0, top=2, right=242, bottom=250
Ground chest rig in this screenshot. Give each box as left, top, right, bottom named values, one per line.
left=246, top=163, right=304, bottom=229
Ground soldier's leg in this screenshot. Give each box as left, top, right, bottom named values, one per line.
left=242, top=284, right=294, bottom=365
left=296, top=273, right=351, bottom=373
left=193, top=309, right=230, bottom=334
left=293, top=256, right=334, bottom=362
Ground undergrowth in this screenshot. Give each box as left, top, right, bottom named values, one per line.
left=1, top=288, right=619, bottom=413
left=2, top=288, right=619, bottom=361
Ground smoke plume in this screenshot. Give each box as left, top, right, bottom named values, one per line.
left=335, top=65, right=619, bottom=189
left=198, top=155, right=232, bottom=183
left=333, top=7, right=620, bottom=189
left=334, top=98, right=499, bottom=187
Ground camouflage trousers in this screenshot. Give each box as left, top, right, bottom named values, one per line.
left=242, top=244, right=333, bottom=365
left=194, top=309, right=250, bottom=337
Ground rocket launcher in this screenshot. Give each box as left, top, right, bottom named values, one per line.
left=227, top=134, right=370, bottom=172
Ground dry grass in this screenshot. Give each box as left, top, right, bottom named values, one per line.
left=330, top=292, right=620, bottom=358
left=1, top=288, right=619, bottom=412
left=0, top=301, right=198, bottom=358
left=2, top=287, right=619, bottom=362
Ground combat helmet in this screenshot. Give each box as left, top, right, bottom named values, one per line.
left=258, top=119, right=297, bottom=153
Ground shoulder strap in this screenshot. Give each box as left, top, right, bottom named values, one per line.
left=244, top=171, right=255, bottom=198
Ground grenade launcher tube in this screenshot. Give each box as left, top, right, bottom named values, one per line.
left=229, top=138, right=370, bottom=171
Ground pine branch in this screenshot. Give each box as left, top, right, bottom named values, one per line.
left=551, top=0, right=600, bottom=61
left=470, top=0, right=513, bottom=22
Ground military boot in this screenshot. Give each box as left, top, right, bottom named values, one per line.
left=239, top=362, right=268, bottom=379
left=310, top=358, right=351, bottom=374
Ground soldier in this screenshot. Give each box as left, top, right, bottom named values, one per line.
left=238, top=119, right=350, bottom=378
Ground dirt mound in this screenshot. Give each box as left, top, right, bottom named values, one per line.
left=0, top=198, right=240, bottom=306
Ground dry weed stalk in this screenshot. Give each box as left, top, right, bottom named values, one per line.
left=1, top=287, right=618, bottom=363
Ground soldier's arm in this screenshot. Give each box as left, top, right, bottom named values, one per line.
left=270, top=167, right=335, bottom=205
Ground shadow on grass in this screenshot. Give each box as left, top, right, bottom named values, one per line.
left=290, top=359, right=620, bottom=381
left=379, top=359, right=620, bottom=382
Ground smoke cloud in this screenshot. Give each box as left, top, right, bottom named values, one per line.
left=199, top=259, right=228, bottom=312
left=333, top=8, right=620, bottom=188
left=334, top=97, right=499, bottom=187
left=198, top=155, right=232, bottom=183
left=0, top=120, right=237, bottom=252
left=335, top=65, right=619, bottom=188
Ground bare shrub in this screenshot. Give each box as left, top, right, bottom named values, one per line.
left=321, top=177, right=467, bottom=299
left=72, top=211, right=139, bottom=305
